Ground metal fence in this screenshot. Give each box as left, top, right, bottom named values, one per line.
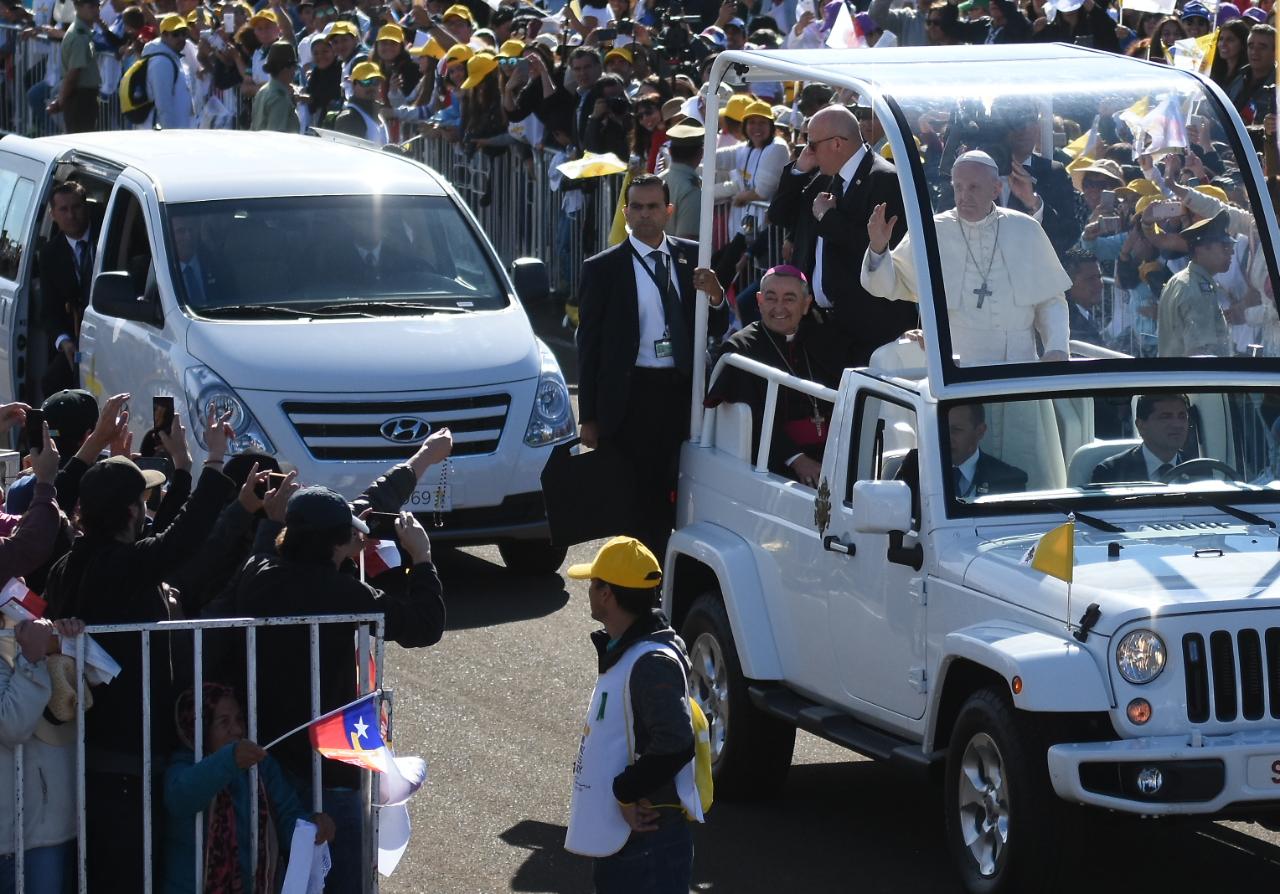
left=4, top=613, right=387, bottom=893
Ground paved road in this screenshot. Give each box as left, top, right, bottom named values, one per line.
left=375, top=314, right=1280, bottom=893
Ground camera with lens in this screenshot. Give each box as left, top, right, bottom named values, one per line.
left=607, top=94, right=631, bottom=116
left=649, top=0, right=710, bottom=77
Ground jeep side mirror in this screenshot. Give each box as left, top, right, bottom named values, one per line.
left=92, top=271, right=162, bottom=326
left=511, top=257, right=549, bottom=307
left=852, top=480, right=913, bottom=534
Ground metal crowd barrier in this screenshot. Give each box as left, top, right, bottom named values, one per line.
left=5, top=613, right=387, bottom=894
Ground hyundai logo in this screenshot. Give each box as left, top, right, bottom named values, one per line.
left=379, top=416, right=432, bottom=444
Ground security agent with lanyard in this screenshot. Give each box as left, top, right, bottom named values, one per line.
left=576, top=174, right=728, bottom=558
left=564, top=537, right=703, bottom=894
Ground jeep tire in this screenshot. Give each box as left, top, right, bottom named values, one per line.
left=944, top=687, right=1061, bottom=894
left=681, top=593, right=795, bottom=797
left=497, top=540, right=568, bottom=575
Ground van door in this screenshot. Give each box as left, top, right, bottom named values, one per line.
left=822, top=387, right=928, bottom=720
left=0, top=152, right=51, bottom=404
left=79, top=174, right=171, bottom=411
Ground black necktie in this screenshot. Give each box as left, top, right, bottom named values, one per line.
left=1155, top=461, right=1174, bottom=478
left=650, top=249, right=691, bottom=376
left=829, top=172, right=844, bottom=197
left=953, top=466, right=967, bottom=496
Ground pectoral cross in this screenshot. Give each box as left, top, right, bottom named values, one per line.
left=973, top=281, right=992, bottom=308
left=813, top=408, right=825, bottom=439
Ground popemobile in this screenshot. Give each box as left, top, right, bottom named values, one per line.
left=662, top=45, right=1280, bottom=893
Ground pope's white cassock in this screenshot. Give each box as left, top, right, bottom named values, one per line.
left=860, top=206, right=1072, bottom=366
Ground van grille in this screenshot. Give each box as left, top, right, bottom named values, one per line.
left=1182, top=628, right=1280, bottom=724
left=282, top=395, right=511, bottom=461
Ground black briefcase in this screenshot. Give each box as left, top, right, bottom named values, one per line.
left=539, top=438, right=638, bottom=547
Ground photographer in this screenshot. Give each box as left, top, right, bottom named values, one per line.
left=584, top=72, right=633, bottom=159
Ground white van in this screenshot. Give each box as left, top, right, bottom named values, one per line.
left=0, top=130, right=575, bottom=572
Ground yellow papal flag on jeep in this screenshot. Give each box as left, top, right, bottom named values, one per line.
left=1026, top=520, right=1075, bottom=584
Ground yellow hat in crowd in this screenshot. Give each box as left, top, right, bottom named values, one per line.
left=411, top=38, right=447, bottom=60
left=327, top=20, right=359, bottom=38
left=185, top=7, right=212, bottom=27
left=442, top=43, right=474, bottom=66
left=1194, top=184, right=1230, bottom=203
left=722, top=93, right=754, bottom=122
left=442, top=3, right=474, bottom=23
left=462, top=52, right=498, bottom=89
left=1125, top=178, right=1159, bottom=198
left=248, top=8, right=279, bottom=27
left=498, top=39, right=526, bottom=59
left=1134, top=193, right=1162, bottom=216
left=350, top=60, right=384, bottom=82
left=566, top=536, right=662, bottom=589
left=741, top=99, right=774, bottom=122
left=604, top=45, right=633, bottom=64
left=158, top=13, right=189, bottom=33
left=377, top=23, right=405, bottom=44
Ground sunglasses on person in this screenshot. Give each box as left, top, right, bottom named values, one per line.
left=807, top=134, right=845, bottom=149
left=356, top=77, right=382, bottom=87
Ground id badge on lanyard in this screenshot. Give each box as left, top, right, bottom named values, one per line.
left=634, top=244, right=675, bottom=359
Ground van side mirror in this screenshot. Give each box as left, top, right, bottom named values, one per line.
left=852, top=480, right=913, bottom=534
left=511, top=257, right=549, bottom=307
left=92, top=271, right=162, bottom=326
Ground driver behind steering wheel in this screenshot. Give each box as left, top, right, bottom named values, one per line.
left=1091, top=393, right=1206, bottom=484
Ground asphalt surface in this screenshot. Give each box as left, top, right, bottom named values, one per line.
left=375, top=314, right=1280, bottom=893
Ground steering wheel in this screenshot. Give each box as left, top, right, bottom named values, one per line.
left=1158, top=457, right=1243, bottom=483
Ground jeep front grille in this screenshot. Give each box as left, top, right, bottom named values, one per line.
left=1183, top=628, right=1280, bottom=724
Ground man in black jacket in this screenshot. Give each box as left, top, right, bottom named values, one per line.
left=992, top=101, right=1083, bottom=255
left=576, top=174, right=728, bottom=557
left=767, top=104, right=917, bottom=364
left=947, top=403, right=1028, bottom=498
left=1091, top=393, right=1193, bottom=483
left=37, top=181, right=94, bottom=397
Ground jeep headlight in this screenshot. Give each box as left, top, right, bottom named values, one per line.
left=524, top=340, right=576, bottom=447
left=184, top=365, right=275, bottom=455
left=1116, top=630, right=1166, bottom=685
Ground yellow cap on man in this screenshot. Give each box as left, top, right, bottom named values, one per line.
left=566, top=537, right=662, bottom=589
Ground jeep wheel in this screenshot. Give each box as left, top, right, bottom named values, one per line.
left=944, top=688, right=1059, bottom=894
left=497, top=540, right=568, bottom=575
left=681, top=593, right=795, bottom=797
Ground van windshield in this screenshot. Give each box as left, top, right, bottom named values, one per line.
left=165, top=194, right=508, bottom=315
left=936, top=388, right=1280, bottom=517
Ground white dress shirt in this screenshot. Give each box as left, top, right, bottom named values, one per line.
left=811, top=144, right=867, bottom=308
left=629, top=234, right=678, bottom=368
left=1142, top=446, right=1181, bottom=480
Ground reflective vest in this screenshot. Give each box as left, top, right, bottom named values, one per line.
left=564, top=641, right=703, bottom=858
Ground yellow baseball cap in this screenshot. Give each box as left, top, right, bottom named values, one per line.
left=1134, top=193, right=1162, bottom=216
left=248, top=8, right=279, bottom=27
left=741, top=99, right=774, bottom=121
left=461, top=51, right=498, bottom=89
left=566, top=536, right=662, bottom=589
left=351, top=60, right=384, bottom=82
left=159, top=13, right=189, bottom=33
left=442, top=43, right=474, bottom=65
left=723, top=93, right=754, bottom=122
left=185, top=7, right=212, bottom=27
left=498, top=38, right=525, bottom=59
left=377, top=23, right=405, bottom=44
left=604, top=45, right=633, bottom=64
left=411, top=38, right=446, bottom=59
left=1125, top=178, right=1159, bottom=198
left=1194, top=184, right=1230, bottom=203
left=327, top=20, right=359, bottom=38
left=443, top=3, right=474, bottom=23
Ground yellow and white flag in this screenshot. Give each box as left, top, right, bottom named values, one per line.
left=1022, top=520, right=1075, bottom=583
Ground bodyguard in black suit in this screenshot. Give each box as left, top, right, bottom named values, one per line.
left=994, top=108, right=1083, bottom=255
left=767, top=104, right=917, bottom=365
left=38, top=182, right=95, bottom=397
left=576, top=174, right=728, bottom=557
left=947, top=403, right=1028, bottom=498
left=1091, top=394, right=1194, bottom=484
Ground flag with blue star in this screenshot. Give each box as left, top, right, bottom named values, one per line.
left=307, top=692, right=390, bottom=773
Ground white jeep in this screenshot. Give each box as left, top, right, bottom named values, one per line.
left=664, top=46, right=1280, bottom=892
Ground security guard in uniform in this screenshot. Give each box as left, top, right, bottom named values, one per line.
left=1157, top=210, right=1234, bottom=357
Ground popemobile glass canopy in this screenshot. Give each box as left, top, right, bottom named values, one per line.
left=697, top=46, right=1280, bottom=396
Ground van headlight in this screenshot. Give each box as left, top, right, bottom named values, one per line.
left=524, top=341, right=576, bottom=447
left=1116, top=630, right=1166, bottom=685
left=184, top=365, right=276, bottom=455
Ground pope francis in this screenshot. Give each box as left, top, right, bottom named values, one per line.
left=860, top=150, right=1071, bottom=366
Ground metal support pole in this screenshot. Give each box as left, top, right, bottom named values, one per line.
left=246, top=625, right=259, bottom=877
left=141, top=630, right=153, bottom=894
left=310, top=623, right=322, bottom=815
left=193, top=628, right=204, bottom=892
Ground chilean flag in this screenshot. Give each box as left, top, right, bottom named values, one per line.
left=308, top=693, right=391, bottom=774
left=0, top=578, right=47, bottom=622
left=825, top=1, right=867, bottom=49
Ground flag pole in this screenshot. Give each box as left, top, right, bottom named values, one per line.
left=1065, top=512, right=1076, bottom=634
left=262, top=689, right=382, bottom=751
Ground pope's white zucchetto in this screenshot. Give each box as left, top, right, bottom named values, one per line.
left=953, top=150, right=1000, bottom=172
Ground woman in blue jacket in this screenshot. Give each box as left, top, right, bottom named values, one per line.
left=162, top=683, right=334, bottom=894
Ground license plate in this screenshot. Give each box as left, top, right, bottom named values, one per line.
left=1245, top=755, right=1280, bottom=788
left=405, top=482, right=451, bottom=513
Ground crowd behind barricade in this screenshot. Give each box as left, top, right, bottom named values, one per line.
left=0, top=377, right=452, bottom=891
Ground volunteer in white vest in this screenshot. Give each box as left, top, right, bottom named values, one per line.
left=564, top=537, right=702, bottom=893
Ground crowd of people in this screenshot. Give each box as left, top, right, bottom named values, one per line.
left=0, top=379, right=452, bottom=892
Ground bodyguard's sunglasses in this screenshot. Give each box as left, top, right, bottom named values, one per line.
left=356, top=78, right=382, bottom=87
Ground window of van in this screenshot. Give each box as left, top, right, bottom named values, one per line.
left=165, top=195, right=508, bottom=317
left=0, top=171, right=35, bottom=281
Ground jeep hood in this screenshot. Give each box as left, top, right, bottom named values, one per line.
left=963, top=523, right=1280, bottom=634
left=185, top=307, right=539, bottom=392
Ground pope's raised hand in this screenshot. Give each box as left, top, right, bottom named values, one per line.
left=867, top=203, right=898, bottom=254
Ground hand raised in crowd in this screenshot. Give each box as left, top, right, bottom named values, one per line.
left=77, top=392, right=130, bottom=464
left=0, top=401, right=29, bottom=434
left=793, top=9, right=815, bottom=36
left=261, top=469, right=300, bottom=524
left=203, top=406, right=235, bottom=463
left=867, top=202, right=899, bottom=254
left=158, top=412, right=193, bottom=472
left=1008, top=162, right=1040, bottom=213
left=393, top=511, right=433, bottom=565
left=52, top=618, right=85, bottom=639
left=693, top=267, right=724, bottom=303
left=236, top=462, right=268, bottom=514
left=407, top=427, right=453, bottom=481
left=233, top=739, right=269, bottom=770
left=311, top=812, right=337, bottom=844
left=30, top=422, right=60, bottom=485
left=15, top=618, right=55, bottom=664
left=109, top=418, right=133, bottom=459
left=1183, top=149, right=1207, bottom=182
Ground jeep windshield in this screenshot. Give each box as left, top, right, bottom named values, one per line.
left=936, top=388, right=1280, bottom=516
left=164, top=194, right=508, bottom=316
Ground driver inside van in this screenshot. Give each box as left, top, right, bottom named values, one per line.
left=1091, top=393, right=1195, bottom=483
left=705, top=265, right=848, bottom=486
